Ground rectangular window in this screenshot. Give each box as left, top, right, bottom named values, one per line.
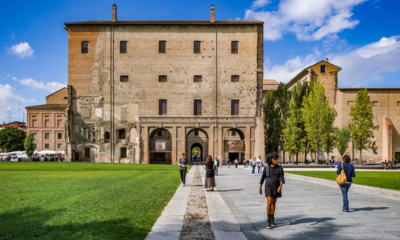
left=231, top=100, right=239, bottom=116
left=58, top=144, right=62, bottom=149
left=33, top=133, right=37, bottom=140
left=45, top=144, right=49, bottom=149
left=85, top=148, right=90, bottom=158
left=33, top=144, right=37, bottom=149
left=159, top=100, right=167, bottom=115
left=82, top=41, right=89, bottom=53
left=194, top=100, right=202, bottom=115
left=159, top=75, right=167, bottom=82
left=58, top=133, right=62, bottom=139
left=195, top=130, right=199, bottom=136
left=120, top=75, right=129, bottom=82
left=372, top=101, right=379, bottom=107
left=398, top=101, right=400, bottom=107
left=45, top=133, right=49, bottom=139
left=231, top=41, right=238, bottom=53
left=159, top=41, right=166, bottom=53
left=194, top=41, right=201, bottom=53
left=321, top=65, right=326, bottom=73
left=120, top=41, right=127, bottom=53
left=119, top=129, right=126, bottom=140
left=232, top=131, right=237, bottom=136
left=194, top=75, right=202, bottom=82
left=121, top=148, right=127, bottom=158
left=32, top=120, right=36, bottom=128
left=231, top=75, right=239, bottom=82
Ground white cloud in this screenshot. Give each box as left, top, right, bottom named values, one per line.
left=245, top=0, right=367, bottom=41
left=9, top=42, right=34, bottom=58
left=264, top=35, right=400, bottom=86
left=251, top=0, right=270, bottom=10
left=0, top=84, right=35, bottom=124
left=16, top=78, right=66, bottom=93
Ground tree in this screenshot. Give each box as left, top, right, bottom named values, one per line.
left=349, top=89, right=379, bottom=164
left=0, top=127, right=26, bottom=152
left=275, top=83, right=291, bottom=162
left=335, top=127, right=351, bottom=157
left=263, top=89, right=282, bottom=155
left=302, top=80, right=337, bottom=161
left=24, top=133, right=35, bottom=162
left=321, top=127, right=337, bottom=161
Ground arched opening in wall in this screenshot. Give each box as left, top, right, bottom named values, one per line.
left=186, top=128, right=208, bottom=162
left=104, top=132, right=110, bottom=143
left=191, top=143, right=203, bottom=162
left=224, top=128, right=245, bottom=164
left=149, top=128, right=172, bottom=164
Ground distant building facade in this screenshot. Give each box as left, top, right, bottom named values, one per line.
left=63, top=5, right=265, bottom=163
left=286, top=59, right=400, bottom=163
left=25, top=88, right=68, bottom=151
left=0, top=121, right=26, bottom=131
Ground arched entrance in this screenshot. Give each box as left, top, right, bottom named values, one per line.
left=149, top=128, right=172, bottom=164
left=224, top=128, right=245, bottom=163
left=186, top=128, right=208, bottom=162
left=191, top=143, right=203, bottom=162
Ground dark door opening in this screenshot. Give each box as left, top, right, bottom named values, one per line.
left=229, top=153, right=239, bottom=162
left=191, top=143, right=203, bottom=162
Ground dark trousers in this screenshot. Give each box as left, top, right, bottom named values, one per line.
left=180, top=169, right=187, bottom=184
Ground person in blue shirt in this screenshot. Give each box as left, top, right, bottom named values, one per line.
left=336, top=155, right=356, bottom=212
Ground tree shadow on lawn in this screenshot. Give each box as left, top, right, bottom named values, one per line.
left=0, top=207, right=148, bottom=240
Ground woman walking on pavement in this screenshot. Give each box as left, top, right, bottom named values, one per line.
left=205, top=155, right=216, bottom=191
left=259, top=152, right=285, bottom=229
left=251, top=157, right=256, bottom=175
left=337, top=155, right=355, bottom=212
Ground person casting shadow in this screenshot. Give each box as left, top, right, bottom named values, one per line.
left=259, top=152, right=285, bottom=229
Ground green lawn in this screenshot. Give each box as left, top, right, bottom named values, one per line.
left=286, top=171, right=400, bottom=191
left=0, top=162, right=189, bottom=240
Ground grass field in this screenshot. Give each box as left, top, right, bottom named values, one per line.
left=0, top=162, right=190, bottom=240
left=286, top=171, right=400, bottom=191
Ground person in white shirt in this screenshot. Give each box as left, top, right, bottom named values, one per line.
left=257, top=156, right=262, bottom=176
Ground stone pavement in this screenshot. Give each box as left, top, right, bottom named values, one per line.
left=146, top=165, right=400, bottom=240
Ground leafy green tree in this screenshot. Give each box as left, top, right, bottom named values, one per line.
left=263, top=89, right=282, bottom=155
left=275, top=83, right=291, bottom=162
left=321, top=127, right=338, bottom=161
left=335, top=127, right=351, bottom=157
left=283, top=96, right=304, bottom=163
left=0, top=127, right=26, bottom=152
left=302, top=80, right=337, bottom=161
left=24, top=133, right=35, bottom=162
left=349, top=89, right=379, bottom=164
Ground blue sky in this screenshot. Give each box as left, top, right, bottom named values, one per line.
left=1, top=0, right=399, bottom=123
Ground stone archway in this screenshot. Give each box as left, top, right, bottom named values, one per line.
left=149, top=128, right=172, bottom=164
left=224, top=128, right=245, bottom=163
left=186, top=128, right=208, bottom=162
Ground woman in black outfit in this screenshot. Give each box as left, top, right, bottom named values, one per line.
left=259, top=152, right=285, bottom=229
left=205, top=155, right=216, bottom=191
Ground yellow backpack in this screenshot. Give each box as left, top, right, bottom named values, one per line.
left=336, top=163, right=347, bottom=185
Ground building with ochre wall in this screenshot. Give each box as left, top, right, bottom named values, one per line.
left=63, top=5, right=265, bottom=163
left=287, top=59, right=400, bottom=163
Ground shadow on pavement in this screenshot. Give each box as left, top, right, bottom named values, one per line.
left=351, top=207, right=389, bottom=212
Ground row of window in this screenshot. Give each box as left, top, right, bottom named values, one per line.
left=158, top=99, right=240, bottom=116
left=32, top=133, right=63, bottom=140
left=32, top=143, right=63, bottom=149
left=81, top=41, right=239, bottom=54
left=119, top=75, right=240, bottom=83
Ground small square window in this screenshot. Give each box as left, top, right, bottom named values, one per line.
left=120, top=41, right=127, bottom=53
left=33, top=144, right=37, bottom=149
left=372, top=101, right=379, bottom=107
left=232, top=131, right=237, bottom=136
left=45, top=133, right=50, bottom=139
left=58, top=133, right=62, bottom=139
left=321, top=65, right=326, bottom=73
left=194, top=75, right=202, bottom=82
left=231, top=75, right=239, bottom=82
left=159, top=75, right=167, bottom=82
left=348, top=101, right=354, bottom=106
left=45, top=144, right=49, bottom=149
left=120, top=76, right=129, bottom=82
left=159, top=41, right=166, bottom=53
left=194, top=41, right=201, bottom=53
left=58, top=144, right=62, bottom=149
left=157, top=131, right=162, bottom=136
left=82, top=41, right=89, bottom=53
left=231, top=41, right=238, bottom=53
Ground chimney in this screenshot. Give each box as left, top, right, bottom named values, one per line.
left=325, top=58, right=329, bottom=62
left=112, top=4, right=117, bottom=22
left=211, top=5, right=215, bottom=23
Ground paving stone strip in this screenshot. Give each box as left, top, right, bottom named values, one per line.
left=180, top=166, right=214, bottom=240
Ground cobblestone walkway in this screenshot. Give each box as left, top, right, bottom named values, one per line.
left=180, top=166, right=214, bottom=240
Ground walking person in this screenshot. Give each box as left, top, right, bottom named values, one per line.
left=179, top=153, right=189, bottom=187
left=243, top=159, right=247, bottom=168
left=205, top=155, right=216, bottom=191
left=235, top=158, right=239, bottom=168
left=257, top=156, right=262, bottom=175
left=214, top=157, right=219, bottom=176
left=251, top=157, right=256, bottom=176
left=259, top=152, right=285, bottom=229
left=227, top=159, right=231, bottom=168
left=219, top=157, right=223, bottom=168
left=336, top=155, right=355, bottom=212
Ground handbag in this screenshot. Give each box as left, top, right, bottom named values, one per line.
left=336, top=163, right=347, bottom=185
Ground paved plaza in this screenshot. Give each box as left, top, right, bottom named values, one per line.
left=147, top=165, right=400, bottom=240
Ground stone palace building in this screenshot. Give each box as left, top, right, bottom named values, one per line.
left=63, top=5, right=265, bottom=163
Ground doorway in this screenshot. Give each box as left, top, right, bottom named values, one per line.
left=191, top=143, right=203, bottom=162
left=229, top=152, right=239, bottom=162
